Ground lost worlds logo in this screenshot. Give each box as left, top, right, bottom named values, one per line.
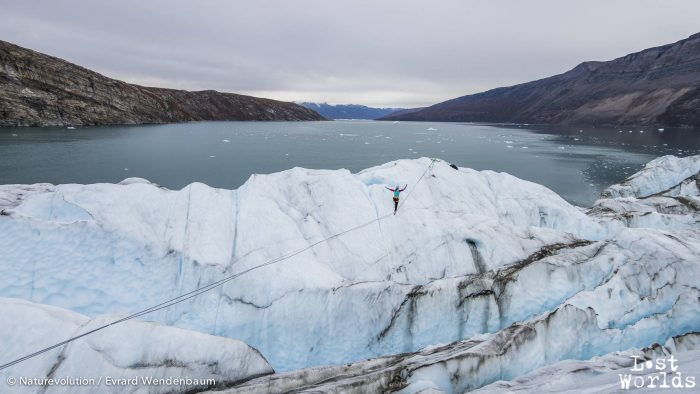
left=619, top=355, right=695, bottom=390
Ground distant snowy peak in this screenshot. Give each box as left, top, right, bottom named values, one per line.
left=299, top=102, right=407, bottom=119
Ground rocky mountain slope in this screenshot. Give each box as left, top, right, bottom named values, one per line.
left=299, top=102, right=406, bottom=119
left=383, top=33, right=700, bottom=127
left=0, top=40, right=324, bottom=127
left=0, top=155, right=698, bottom=393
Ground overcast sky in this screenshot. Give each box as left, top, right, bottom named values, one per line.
left=1, top=0, right=699, bottom=108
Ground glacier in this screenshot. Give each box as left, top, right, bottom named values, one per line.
left=474, top=333, right=700, bottom=393
left=0, top=298, right=272, bottom=393
left=0, top=155, right=698, bottom=393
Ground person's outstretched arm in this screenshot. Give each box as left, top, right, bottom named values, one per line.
left=400, top=184, right=407, bottom=192
left=385, top=186, right=394, bottom=191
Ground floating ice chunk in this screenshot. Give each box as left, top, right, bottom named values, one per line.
left=427, top=127, right=438, bottom=131
left=222, top=139, right=231, bottom=143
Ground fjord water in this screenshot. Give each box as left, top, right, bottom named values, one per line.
left=1, top=121, right=698, bottom=207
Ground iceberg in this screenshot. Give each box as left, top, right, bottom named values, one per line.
left=0, top=155, right=698, bottom=393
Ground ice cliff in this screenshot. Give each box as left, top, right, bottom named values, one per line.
left=0, top=155, right=698, bottom=393
left=0, top=298, right=272, bottom=393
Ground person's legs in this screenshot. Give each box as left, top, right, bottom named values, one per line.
left=394, top=199, right=399, bottom=213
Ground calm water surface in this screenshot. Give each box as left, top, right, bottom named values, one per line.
left=1, top=121, right=698, bottom=207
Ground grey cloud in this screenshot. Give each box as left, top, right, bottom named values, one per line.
left=1, top=0, right=698, bottom=107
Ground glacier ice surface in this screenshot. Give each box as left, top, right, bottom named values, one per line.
left=0, top=298, right=272, bottom=393
left=0, top=155, right=698, bottom=392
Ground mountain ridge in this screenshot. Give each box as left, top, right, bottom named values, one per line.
left=0, top=40, right=325, bottom=127
left=382, top=33, right=700, bottom=127
left=299, top=102, right=408, bottom=119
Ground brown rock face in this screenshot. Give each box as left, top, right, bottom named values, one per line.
left=0, top=40, right=325, bottom=127
left=383, top=33, right=700, bottom=127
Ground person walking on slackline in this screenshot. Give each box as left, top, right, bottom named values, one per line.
left=386, top=184, right=407, bottom=215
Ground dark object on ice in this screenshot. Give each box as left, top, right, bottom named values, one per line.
left=449, top=164, right=459, bottom=170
